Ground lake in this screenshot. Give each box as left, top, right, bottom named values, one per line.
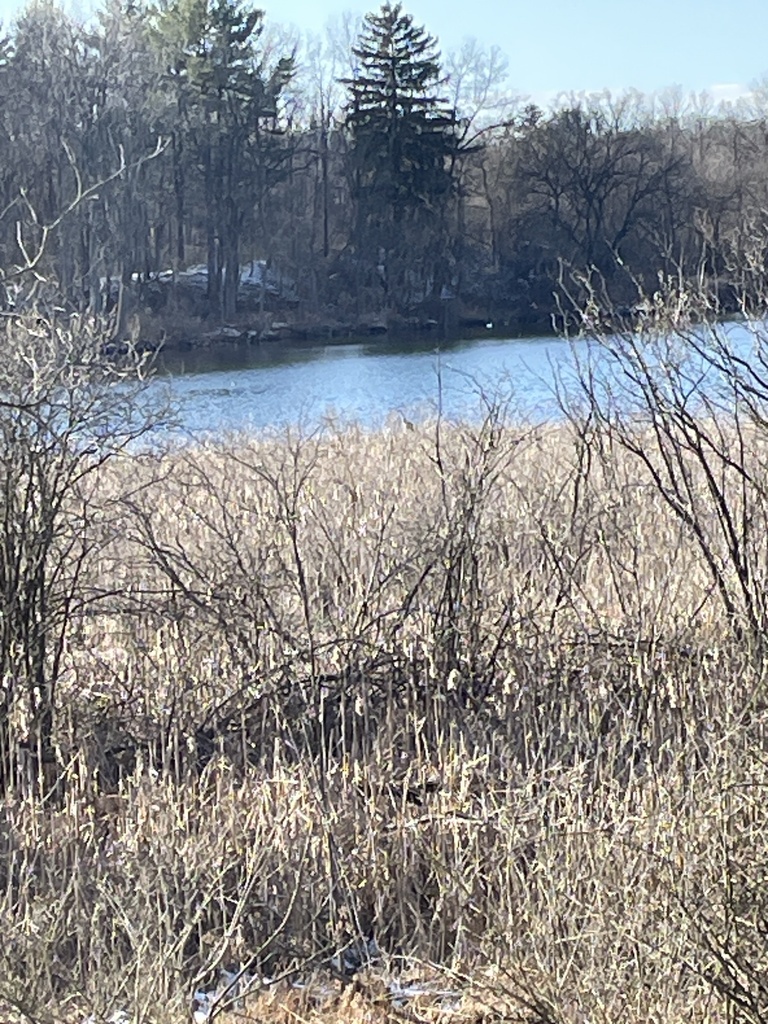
left=155, top=331, right=578, bottom=438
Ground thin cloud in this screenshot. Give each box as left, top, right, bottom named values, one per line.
left=709, top=82, right=751, bottom=104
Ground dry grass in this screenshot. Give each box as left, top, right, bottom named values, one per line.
left=3, top=417, right=768, bottom=1023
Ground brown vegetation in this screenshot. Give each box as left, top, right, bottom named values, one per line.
left=3, top=387, right=768, bottom=1022
left=3, top=10, right=768, bottom=1016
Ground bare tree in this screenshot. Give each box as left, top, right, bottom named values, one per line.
left=0, top=126, right=165, bottom=795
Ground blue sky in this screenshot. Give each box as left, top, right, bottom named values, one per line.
left=1, top=0, right=766, bottom=102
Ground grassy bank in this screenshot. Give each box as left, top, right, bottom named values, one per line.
left=2, top=416, right=767, bottom=1024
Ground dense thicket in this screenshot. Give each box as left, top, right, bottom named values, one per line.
left=0, top=0, right=766, bottom=336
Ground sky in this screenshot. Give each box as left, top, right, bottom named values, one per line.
left=0, top=0, right=766, bottom=105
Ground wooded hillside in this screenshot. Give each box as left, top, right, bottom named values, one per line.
left=0, top=0, right=765, bottom=340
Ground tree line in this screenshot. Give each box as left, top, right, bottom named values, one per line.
left=1, top=0, right=767, bottom=337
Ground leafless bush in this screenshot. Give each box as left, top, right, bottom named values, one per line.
left=0, top=312, right=158, bottom=800
left=0, top=386, right=765, bottom=1022
left=551, top=253, right=768, bottom=1022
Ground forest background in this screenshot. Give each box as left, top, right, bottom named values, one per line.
left=0, top=0, right=766, bottom=344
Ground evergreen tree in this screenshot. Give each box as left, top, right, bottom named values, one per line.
left=342, top=2, right=458, bottom=306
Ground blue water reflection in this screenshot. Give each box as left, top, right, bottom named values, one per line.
left=154, top=334, right=576, bottom=437
left=151, top=321, right=766, bottom=439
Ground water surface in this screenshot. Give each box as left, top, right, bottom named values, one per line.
left=155, top=332, right=576, bottom=437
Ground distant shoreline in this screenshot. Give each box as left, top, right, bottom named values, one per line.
left=139, top=308, right=559, bottom=355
